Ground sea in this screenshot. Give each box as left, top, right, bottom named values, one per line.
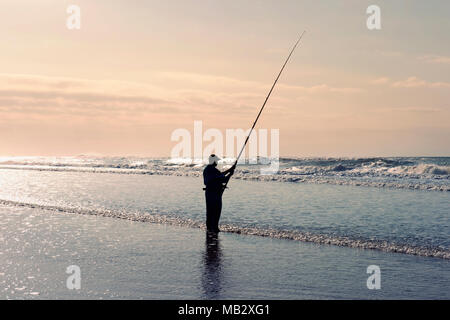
left=0, top=156, right=448, bottom=299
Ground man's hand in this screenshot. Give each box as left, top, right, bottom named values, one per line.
left=225, top=163, right=236, bottom=176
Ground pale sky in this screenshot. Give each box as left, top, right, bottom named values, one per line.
left=0, top=0, right=449, bottom=157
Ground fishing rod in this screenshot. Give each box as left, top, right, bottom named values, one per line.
left=223, top=31, right=306, bottom=191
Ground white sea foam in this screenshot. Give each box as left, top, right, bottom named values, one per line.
left=1, top=199, right=449, bottom=260
left=0, top=156, right=448, bottom=191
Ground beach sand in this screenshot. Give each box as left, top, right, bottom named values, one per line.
left=1, top=204, right=448, bottom=299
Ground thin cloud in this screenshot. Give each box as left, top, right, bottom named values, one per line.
left=419, top=55, right=450, bottom=65
left=0, top=73, right=366, bottom=121
left=371, top=76, right=450, bottom=89
left=281, top=84, right=365, bottom=94
left=376, top=106, right=442, bottom=113
left=161, top=71, right=364, bottom=95
left=371, top=77, right=390, bottom=85
left=392, top=77, right=450, bottom=88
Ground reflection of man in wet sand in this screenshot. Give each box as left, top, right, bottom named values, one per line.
left=201, top=232, right=223, bottom=299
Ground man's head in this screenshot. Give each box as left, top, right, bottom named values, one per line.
left=208, top=154, right=221, bottom=166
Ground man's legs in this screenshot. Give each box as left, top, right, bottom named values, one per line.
left=213, top=196, right=222, bottom=231
left=205, top=191, right=222, bottom=232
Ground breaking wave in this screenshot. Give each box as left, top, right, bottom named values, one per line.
left=0, top=156, right=448, bottom=191
left=1, top=199, right=449, bottom=260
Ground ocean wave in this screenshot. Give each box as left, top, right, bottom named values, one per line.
left=1, top=199, right=449, bottom=260
left=0, top=156, right=448, bottom=192
left=0, top=164, right=448, bottom=192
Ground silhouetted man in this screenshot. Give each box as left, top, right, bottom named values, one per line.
left=203, top=154, right=235, bottom=233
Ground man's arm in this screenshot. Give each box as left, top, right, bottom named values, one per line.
left=223, top=163, right=236, bottom=176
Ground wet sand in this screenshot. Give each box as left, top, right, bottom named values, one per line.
left=1, top=204, right=449, bottom=299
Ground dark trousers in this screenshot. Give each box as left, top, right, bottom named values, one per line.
left=205, top=190, right=222, bottom=231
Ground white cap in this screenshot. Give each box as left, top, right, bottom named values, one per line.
left=208, top=154, right=221, bottom=165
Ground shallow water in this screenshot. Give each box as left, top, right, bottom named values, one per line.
left=0, top=169, right=448, bottom=258
left=0, top=205, right=449, bottom=299
left=0, top=166, right=449, bottom=299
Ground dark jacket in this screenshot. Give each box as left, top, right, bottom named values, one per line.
left=203, top=165, right=227, bottom=193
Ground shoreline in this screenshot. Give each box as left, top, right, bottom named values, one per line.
left=1, top=199, right=449, bottom=260
left=1, top=204, right=449, bottom=299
